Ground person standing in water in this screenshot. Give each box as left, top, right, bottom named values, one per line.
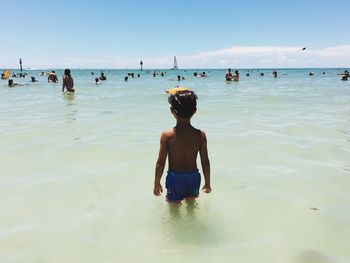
left=48, top=71, right=59, bottom=83
left=62, top=69, right=75, bottom=92
left=153, top=90, right=211, bottom=204
left=233, top=70, right=239, bottom=81
left=225, top=68, right=233, bottom=81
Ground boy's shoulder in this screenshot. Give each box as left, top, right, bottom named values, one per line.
left=162, top=128, right=175, bottom=134
left=160, top=129, right=175, bottom=140
left=190, top=126, right=206, bottom=137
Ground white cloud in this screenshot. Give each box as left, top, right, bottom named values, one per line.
left=2, top=45, right=350, bottom=69
left=177, top=45, right=350, bottom=68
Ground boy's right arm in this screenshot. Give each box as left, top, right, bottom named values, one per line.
left=153, top=131, right=169, bottom=196
left=199, top=131, right=211, bottom=193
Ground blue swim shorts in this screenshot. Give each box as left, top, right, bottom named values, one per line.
left=165, top=169, right=201, bottom=203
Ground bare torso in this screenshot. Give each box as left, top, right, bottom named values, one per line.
left=63, top=75, right=74, bottom=91
left=225, top=72, right=233, bottom=81
left=166, top=125, right=203, bottom=173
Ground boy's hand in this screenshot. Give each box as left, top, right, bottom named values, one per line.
left=202, top=184, right=212, bottom=193
left=153, top=184, right=163, bottom=196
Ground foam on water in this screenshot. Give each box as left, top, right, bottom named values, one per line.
left=1, top=68, right=350, bottom=262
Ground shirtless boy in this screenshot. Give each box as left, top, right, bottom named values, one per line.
left=225, top=68, right=233, bottom=81
left=62, top=69, right=75, bottom=92
left=153, top=90, right=211, bottom=203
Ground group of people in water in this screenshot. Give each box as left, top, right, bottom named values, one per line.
left=2, top=68, right=349, bottom=89
left=224, top=68, right=349, bottom=81
left=225, top=68, right=240, bottom=81
left=2, top=69, right=75, bottom=90
left=339, top=70, right=349, bottom=80
left=94, top=72, right=107, bottom=84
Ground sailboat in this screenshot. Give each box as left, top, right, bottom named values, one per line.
left=171, top=56, right=178, bottom=70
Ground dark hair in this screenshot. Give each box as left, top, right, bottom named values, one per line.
left=64, top=69, right=71, bottom=76
left=168, top=90, right=198, bottom=118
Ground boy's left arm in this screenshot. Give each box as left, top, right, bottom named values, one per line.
left=199, top=131, right=211, bottom=193
left=153, top=131, right=169, bottom=196
left=61, top=77, right=65, bottom=92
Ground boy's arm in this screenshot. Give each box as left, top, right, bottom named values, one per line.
left=153, top=131, right=169, bottom=196
left=199, top=131, right=211, bottom=193
left=61, top=77, right=65, bottom=92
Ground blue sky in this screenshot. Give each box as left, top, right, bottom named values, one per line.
left=1, top=0, right=349, bottom=68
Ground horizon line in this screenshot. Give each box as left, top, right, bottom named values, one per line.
left=2, top=67, right=349, bottom=71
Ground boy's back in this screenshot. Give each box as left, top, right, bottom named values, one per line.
left=165, top=125, right=204, bottom=173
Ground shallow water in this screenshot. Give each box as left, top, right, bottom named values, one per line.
left=1, top=68, right=350, bottom=262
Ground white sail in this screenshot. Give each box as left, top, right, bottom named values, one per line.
left=171, top=56, right=178, bottom=70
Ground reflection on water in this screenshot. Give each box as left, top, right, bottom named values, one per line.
left=63, top=93, right=77, bottom=123
left=163, top=200, right=223, bottom=247
left=168, top=200, right=198, bottom=220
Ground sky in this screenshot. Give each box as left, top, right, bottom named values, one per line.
left=1, top=0, right=349, bottom=69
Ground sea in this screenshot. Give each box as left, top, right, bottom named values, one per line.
left=0, top=68, right=349, bottom=263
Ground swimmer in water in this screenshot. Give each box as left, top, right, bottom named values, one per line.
left=8, top=79, right=24, bottom=87
left=99, top=72, right=107, bottom=81
left=337, top=70, right=349, bottom=78
left=62, top=69, right=75, bottom=92
left=233, top=70, right=239, bottom=81
left=8, top=79, right=17, bottom=87
left=225, top=68, right=233, bottom=81
left=48, top=71, right=58, bottom=83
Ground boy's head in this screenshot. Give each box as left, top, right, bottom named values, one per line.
left=64, top=69, right=71, bottom=76
left=168, top=90, right=198, bottom=119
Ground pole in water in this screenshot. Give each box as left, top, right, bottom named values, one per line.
left=140, top=60, right=143, bottom=71
left=19, top=58, right=23, bottom=72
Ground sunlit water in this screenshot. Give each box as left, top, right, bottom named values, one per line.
left=1, top=68, right=349, bottom=263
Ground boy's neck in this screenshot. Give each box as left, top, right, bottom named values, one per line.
left=175, top=118, right=191, bottom=128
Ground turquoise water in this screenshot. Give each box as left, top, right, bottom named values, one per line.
left=1, top=68, right=350, bottom=262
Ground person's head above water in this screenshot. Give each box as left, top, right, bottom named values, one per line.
left=64, top=69, right=71, bottom=76
left=168, top=90, right=198, bottom=119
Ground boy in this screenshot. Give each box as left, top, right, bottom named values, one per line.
left=153, top=90, right=211, bottom=203
left=225, top=68, right=233, bottom=81
left=62, top=69, right=75, bottom=93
